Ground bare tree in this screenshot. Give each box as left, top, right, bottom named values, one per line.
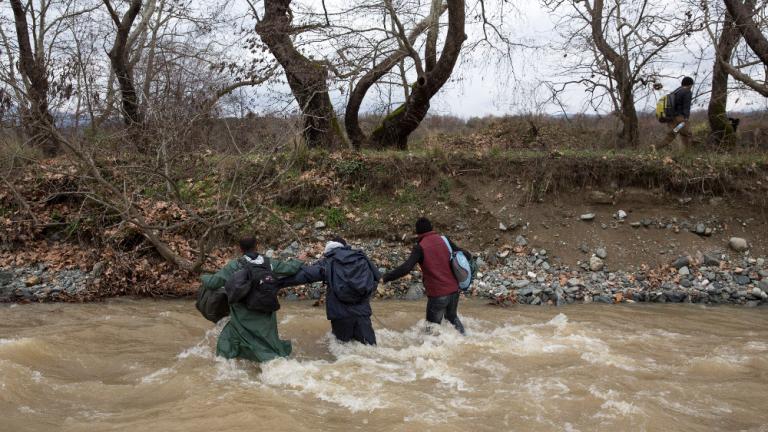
left=701, top=1, right=743, bottom=144
left=721, top=0, right=768, bottom=96
left=343, top=7, right=442, bottom=149
left=543, top=0, right=699, bottom=147
left=102, top=0, right=146, bottom=129
left=725, top=0, right=768, bottom=64
left=252, top=0, right=345, bottom=149
left=8, top=0, right=59, bottom=155
left=365, top=0, right=466, bottom=149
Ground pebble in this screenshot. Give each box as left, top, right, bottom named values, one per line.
left=589, top=256, right=604, bottom=272
left=672, top=256, right=691, bottom=269
left=594, top=295, right=612, bottom=304
left=596, top=248, right=608, bottom=259
left=91, top=262, right=106, bottom=278
left=405, top=285, right=424, bottom=300
left=729, top=237, right=749, bottom=252
left=515, top=235, right=528, bottom=246
left=314, top=221, right=326, bottom=229
left=701, top=253, right=721, bottom=267
left=513, top=280, right=530, bottom=288
left=499, top=222, right=508, bottom=231
left=580, top=213, right=595, bottom=221
left=678, top=266, right=690, bottom=277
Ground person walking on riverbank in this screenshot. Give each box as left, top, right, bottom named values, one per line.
left=280, top=237, right=380, bottom=345
left=202, top=237, right=300, bottom=362
left=383, top=218, right=467, bottom=334
left=657, top=76, right=695, bottom=152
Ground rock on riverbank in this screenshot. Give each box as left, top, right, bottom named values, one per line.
left=0, top=264, right=90, bottom=302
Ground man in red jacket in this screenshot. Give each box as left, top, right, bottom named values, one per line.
left=383, top=217, right=466, bottom=334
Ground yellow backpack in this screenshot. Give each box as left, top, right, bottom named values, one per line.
left=656, top=91, right=676, bottom=123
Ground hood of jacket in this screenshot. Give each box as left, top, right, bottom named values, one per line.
left=324, top=246, right=360, bottom=264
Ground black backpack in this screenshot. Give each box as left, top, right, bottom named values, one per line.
left=225, top=257, right=281, bottom=313
left=327, top=248, right=380, bottom=304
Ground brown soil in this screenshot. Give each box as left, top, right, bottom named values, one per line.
left=383, top=174, right=768, bottom=269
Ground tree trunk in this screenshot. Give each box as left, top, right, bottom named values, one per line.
left=724, top=0, right=768, bottom=66
left=104, top=0, right=144, bottom=129
left=618, top=79, right=639, bottom=147
left=708, top=10, right=741, bottom=145
left=256, top=0, right=344, bottom=149
left=9, top=0, right=58, bottom=156
left=369, top=0, right=466, bottom=149
left=345, top=13, right=438, bottom=149
left=589, top=0, right=639, bottom=147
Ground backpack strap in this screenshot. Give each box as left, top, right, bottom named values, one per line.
left=441, top=236, right=453, bottom=254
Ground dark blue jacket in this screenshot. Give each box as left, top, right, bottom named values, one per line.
left=672, top=86, right=693, bottom=119
left=280, top=246, right=380, bottom=321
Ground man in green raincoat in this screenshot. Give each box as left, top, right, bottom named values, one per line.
left=199, top=237, right=302, bottom=362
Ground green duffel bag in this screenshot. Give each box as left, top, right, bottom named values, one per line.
left=195, top=285, right=229, bottom=323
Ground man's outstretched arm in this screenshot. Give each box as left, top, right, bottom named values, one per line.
left=383, top=244, right=423, bottom=283
left=277, top=264, right=324, bottom=288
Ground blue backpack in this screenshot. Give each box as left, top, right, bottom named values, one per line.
left=441, top=236, right=475, bottom=291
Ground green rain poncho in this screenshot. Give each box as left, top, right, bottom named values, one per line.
left=200, top=256, right=302, bottom=362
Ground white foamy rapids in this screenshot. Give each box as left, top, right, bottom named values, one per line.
left=253, top=313, right=646, bottom=416
left=141, top=367, right=174, bottom=384
left=589, top=385, right=643, bottom=419
left=0, top=338, right=28, bottom=348
left=177, top=318, right=228, bottom=360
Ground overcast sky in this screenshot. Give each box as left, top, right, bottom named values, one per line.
left=410, top=3, right=768, bottom=118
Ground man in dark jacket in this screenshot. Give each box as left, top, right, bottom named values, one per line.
left=383, top=217, right=466, bottom=334
left=280, top=237, right=380, bottom=345
left=658, top=76, right=694, bottom=152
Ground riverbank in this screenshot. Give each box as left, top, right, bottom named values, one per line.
left=2, top=149, right=767, bottom=304
left=2, top=234, right=766, bottom=306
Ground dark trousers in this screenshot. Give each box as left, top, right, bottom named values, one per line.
left=331, top=316, right=377, bottom=345
left=426, top=292, right=465, bottom=334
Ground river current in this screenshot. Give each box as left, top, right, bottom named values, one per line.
left=1, top=300, right=766, bottom=431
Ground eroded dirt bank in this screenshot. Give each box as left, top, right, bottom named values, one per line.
left=1, top=152, right=767, bottom=304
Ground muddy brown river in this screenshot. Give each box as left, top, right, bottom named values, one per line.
left=1, top=300, right=766, bottom=432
